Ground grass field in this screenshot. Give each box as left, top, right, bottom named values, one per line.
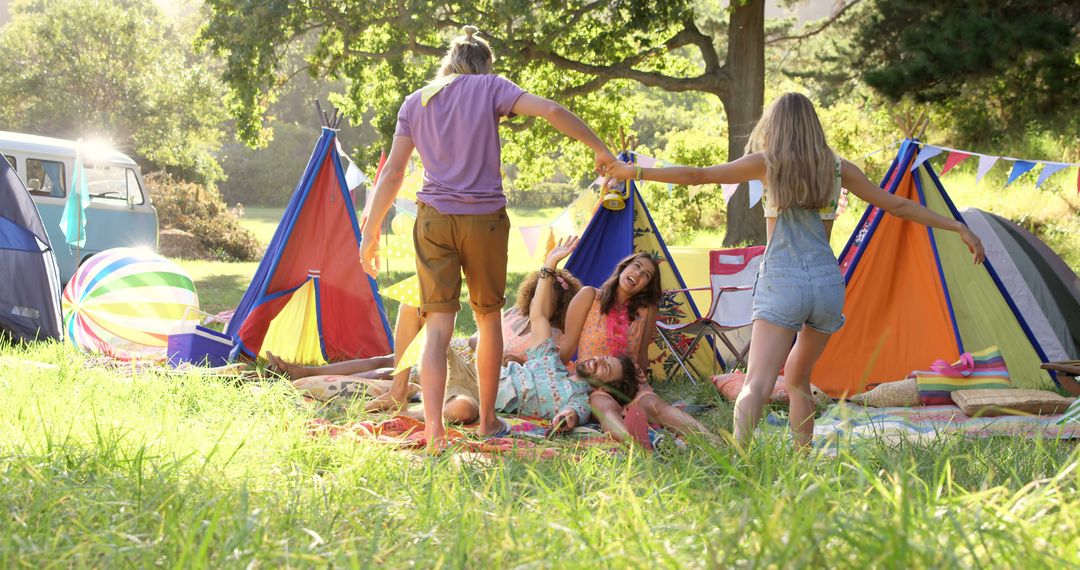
left=1, top=339, right=1078, bottom=567
left=2, top=175, right=1078, bottom=567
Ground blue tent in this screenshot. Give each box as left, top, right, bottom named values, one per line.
left=566, top=153, right=719, bottom=381
left=226, top=128, right=392, bottom=363
left=0, top=158, right=63, bottom=341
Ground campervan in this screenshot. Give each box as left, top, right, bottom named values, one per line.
left=0, top=131, right=158, bottom=284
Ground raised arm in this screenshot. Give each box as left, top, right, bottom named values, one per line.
left=560, top=286, right=596, bottom=364
left=360, top=135, right=415, bottom=276
left=511, top=94, right=616, bottom=173
left=527, top=236, right=579, bottom=351
left=605, top=152, right=767, bottom=187
left=840, top=160, right=985, bottom=263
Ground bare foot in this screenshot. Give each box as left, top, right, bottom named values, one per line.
left=364, top=390, right=410, bottom=413
left=266, top=352, right=313, bottom=380
left=425, top=425, right=448, bottom=452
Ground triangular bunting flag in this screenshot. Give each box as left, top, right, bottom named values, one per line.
left=336, top=139, right=368, bottom=191
left=748, top=180, right=763, bottom=208
left=392, top=325, right=426, bottom=375
left=721, top=183, right=738, bottom=204
left=382, top=274, right=422, bottom=307
left=1035, top=162, right=1068, bottom=188
left=975, top=155, right=999, bottom=185
left=941, top=151, right=973, bottom=175
left=1005, top=160, right=1037, bottom=187
left=910, top=145, right=944, bottom=171
left=551, top=209, right=577, bottom=236
left=519, top=225, right=544, bottom=258
left=635, top=154, right=659, bottom=168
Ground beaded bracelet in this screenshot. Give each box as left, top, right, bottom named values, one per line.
left=538, top=266, right=557, bottom=279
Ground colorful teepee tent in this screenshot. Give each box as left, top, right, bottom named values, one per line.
left=226, top=128, right=393, bottom=363
left=565, top=153, right=719, bottom=382
left=814, top=140, right=1055, bottom=397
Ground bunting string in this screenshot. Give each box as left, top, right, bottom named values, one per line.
left=912, top=142, right=1080, bottom=193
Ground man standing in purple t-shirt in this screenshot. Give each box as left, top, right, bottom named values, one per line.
left=360, top=25, right=615, bottom=448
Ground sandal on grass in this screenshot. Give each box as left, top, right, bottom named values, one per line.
left=479, top=417, right=512, bottom=439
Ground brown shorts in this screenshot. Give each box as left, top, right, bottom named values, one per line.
left=413, top=202, right=510, bottom=315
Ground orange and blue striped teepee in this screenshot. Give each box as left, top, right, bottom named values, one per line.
left=813, top=140, right=1055, bottom=397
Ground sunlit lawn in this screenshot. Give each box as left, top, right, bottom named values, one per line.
left=1, top=338, right=1077, bottom=567
left=3, top=172, right=1078, bottom=567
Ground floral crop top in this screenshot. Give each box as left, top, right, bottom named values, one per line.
left=761, top=156, right=843, bottom=220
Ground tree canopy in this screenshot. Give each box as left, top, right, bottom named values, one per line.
left=850, top=0, right=1080, bottom=143
left=0, top=0, right=228, bottom=184
left=200, top=0, right=777, bottom=244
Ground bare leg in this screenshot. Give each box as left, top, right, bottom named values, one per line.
left=419, top=312, right=455, bottom=448
left=589, top=391, right=631, bottom=442
left=637, top=393, right=711, bottom=439
left=474, top=310, right=505, bottom=436
left=366, top=307, right=424, bottom=412
left=733, top=320, right=797, bottom=446
left=266, top=351, right=394, bottom=380
left=781, top=325, right=832, bottom=450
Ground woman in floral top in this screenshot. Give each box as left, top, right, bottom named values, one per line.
left=561, top=253, right=710, bottom=442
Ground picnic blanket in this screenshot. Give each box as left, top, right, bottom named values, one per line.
left=764, top=403, right=1080, bottom=454
left=306, top=414, right=664, bottom=459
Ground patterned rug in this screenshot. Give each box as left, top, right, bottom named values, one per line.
left=305, top=414, right=667, bottom=459
left=764, top=403, right=1080, bottom=454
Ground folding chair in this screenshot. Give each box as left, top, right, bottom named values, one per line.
left=656, top=246, right=765, bottom=383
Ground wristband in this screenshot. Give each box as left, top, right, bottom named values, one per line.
left=538, top=266, right=557, bottom=279
left=635, top=165, right=643, bottom=181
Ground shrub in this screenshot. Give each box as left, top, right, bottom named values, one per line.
left=146, top=172, right=261, bottom=261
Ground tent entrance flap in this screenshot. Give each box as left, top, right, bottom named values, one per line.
left=260, top=277, right=326, bottom=365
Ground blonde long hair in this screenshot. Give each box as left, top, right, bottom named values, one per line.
left=745, top=93, right=835, bottom=211
left=437, top=26, right=493, bottom=77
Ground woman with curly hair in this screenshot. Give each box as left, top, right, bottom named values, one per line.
left=561, top=252, right=711, bottom=443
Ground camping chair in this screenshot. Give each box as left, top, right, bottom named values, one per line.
left=656, top=246, right=765, bottom=383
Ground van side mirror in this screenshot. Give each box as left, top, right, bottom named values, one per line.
left=127, top=190, right=136, bottom=209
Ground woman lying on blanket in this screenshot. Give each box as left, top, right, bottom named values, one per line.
left=403, top=236, right=639, bottom=436
left=560, top=252, right=711, bottom=442
left=266, top=265, right=583, bottom=411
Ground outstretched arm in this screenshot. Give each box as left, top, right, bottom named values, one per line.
left=840, top=160, right=985, bottom=263
left=511, top=94, right=616, bottom=174
left=605, top=153, right=767, bottom=186
left=527, top=236, right=580, bottom=351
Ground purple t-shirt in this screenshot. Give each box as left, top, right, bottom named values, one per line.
left=395, top=74, right=526, bottom=214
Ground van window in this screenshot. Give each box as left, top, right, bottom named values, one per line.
left=25, top=158, right=66, bottom=197
left=84, top=163, right=144, bottom=204
left=126, top=168, right=145, bottom=205
left=3, top=155, right=14, bottom=172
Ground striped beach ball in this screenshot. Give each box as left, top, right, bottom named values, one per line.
left=62, top=247, right=200, bottom=360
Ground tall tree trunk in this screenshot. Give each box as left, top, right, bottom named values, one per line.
left=721, top=0, right=766, bottom=246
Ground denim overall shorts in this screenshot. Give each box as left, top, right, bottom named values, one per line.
left=752, top=206, right=845, bottom=334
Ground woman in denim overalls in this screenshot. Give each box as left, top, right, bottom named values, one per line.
left=605, top=93, right=985, bottom=448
